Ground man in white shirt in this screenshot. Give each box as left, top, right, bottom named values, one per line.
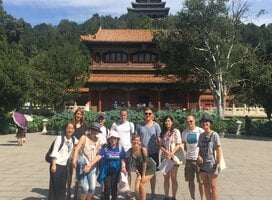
left=182, top=115, right=204, bottom=200
left=111, top=108, right=134, bottom=199
left=97, top=112, right=108, bottom=145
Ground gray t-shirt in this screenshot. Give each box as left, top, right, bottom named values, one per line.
left=198, top=131, right=221, bottom=173
left=136, top=122, right=161, bottom=155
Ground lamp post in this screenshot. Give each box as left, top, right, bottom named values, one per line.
left=236, top=120, right=242, bottom=135
left=42, top=119, right=48, bottom=134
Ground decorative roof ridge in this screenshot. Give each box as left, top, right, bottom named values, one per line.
left=96, top=27, right=153, bottom=31
left=80, top=28, right=165, bottom=43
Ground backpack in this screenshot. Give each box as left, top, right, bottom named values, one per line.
left=45, top=135, right=75, bottom=163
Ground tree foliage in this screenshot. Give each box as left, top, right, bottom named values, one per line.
left=0, top=3, right=31, bottom=115
left=237, top=23, right=272, bottom=119
left=154, top=0, right=255, bottom=119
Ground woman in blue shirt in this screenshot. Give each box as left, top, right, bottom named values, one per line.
left=86, top=130, right=127, bottom=200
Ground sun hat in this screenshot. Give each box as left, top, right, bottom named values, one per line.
left=89, top=122, right=102, bottom=133
left=107, top=130, right=120, bottom=139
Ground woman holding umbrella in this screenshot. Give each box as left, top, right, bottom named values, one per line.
left=12, top=111, right=28, bottom=146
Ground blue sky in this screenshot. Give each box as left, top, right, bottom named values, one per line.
left=2, top=0, right=272, bottom=27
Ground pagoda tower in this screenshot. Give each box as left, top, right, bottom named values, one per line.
left=127, top=0, right=170, bottom=18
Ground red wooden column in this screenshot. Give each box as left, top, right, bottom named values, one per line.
left=157, top=90, right=161, bottom=110
left=187, top=91, right=190, bottom=110
left=128, top=53, right=131, bottom=66
left=127, top=89, right=131, bottom=108
left=98, top=90, right=102, bottom=112
left=88, top=89, right=92, bottom=106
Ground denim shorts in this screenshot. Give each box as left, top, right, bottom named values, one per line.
left=80, top=167, right=97, bottom=194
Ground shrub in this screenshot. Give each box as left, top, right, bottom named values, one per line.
left=251, top=120, right=272, bottom=137
left=28, top=115, right=44, bottom=132
left=3, top=109, right=271, bottom=137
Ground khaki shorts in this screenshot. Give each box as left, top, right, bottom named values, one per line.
left=184, top=159, right=201, bottom=183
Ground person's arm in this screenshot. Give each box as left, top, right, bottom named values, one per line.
left=110, top=122, right=116, bottom=131
left=141, top=147, right=148, bottom=183
left=121, top=159, right=126, bottom=173
left=160, top=136, right=170, bottom=156
left=171, top=143, right=181, bottom=155
left=85, top=145, right=106, bottom=173
left=50, top=136, right=61, bottom=173
left=216, top=145, right=222, bottom=168
left=131, top=122, right=135, bottom=135
left=84, top=154, right=102, bottom=173
left=156, top=123, right=162, bottom=153
left=120, top=147, right=127, bottom=173
left=196, top=135, right=204, bottom=165
left=181, top=130, right=187, bottom=151
left=50, top=157, right=56, bottom=172
left=72, top=135, right=85, bottom=169
left=160, top=141, right=168, bottom=153
left=135, top=124, right=139, bottom=135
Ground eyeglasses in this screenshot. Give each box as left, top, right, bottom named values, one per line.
left=144, top=112, right=152, bottom=116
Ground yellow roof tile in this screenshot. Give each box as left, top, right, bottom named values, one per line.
left=81, top=27, right=154, bottom=43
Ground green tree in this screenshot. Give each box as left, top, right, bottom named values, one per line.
left=29, top=44, right=89, bottom=110
left=57, top=20, right=81, bottom=45
left=0, top=1, right=31, bottom=115
left=238, top=24, right=272, bottom=119
left=154, top=0, right=252, bottom=119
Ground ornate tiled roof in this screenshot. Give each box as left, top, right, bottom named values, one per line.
left=88, top=74, right=178, bottom=83
left=128, top=0, right=169, bottom=18
left=80, top=27, right=153, bottom=43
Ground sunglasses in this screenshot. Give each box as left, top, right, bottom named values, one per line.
left=144, top=112, right=152, bottom=116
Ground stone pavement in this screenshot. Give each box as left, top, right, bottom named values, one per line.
left=0, top=132, right=272, bottom=200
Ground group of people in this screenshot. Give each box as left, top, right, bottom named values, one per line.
left=47, top=107, right=222, bottom=200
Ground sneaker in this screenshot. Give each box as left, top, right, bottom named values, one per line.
left=126, top=191, right=132, bottom=199
left=100, top=191, right=105, bottom=199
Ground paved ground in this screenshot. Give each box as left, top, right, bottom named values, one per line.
left=0, top=132, right=272, bottom=200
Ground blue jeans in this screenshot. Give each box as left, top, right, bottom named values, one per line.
left=80, top=167, right=96, bottom=194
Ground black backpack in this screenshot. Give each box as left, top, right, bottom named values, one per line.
left=45, top=135, right=75, bottom=163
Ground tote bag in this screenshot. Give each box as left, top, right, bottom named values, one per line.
left=170, top=129, right=186, bottom=165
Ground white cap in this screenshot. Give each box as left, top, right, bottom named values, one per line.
left=107, top=130, right=120, bottom=139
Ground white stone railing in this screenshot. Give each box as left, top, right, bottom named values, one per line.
left=202, top=104, right=267, bottom=118
left=65, top=102, right=89, bottom=112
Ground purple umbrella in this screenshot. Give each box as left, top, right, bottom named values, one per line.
left=12, top=112, right=28, bottom=129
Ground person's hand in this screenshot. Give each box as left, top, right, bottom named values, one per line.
left=83, top=165, right=90, bottom=173
left=141, top=175, right=146, bottom=183
left=51, top=164, right=57, bottom=173
left=121, top=166, right=127, bottom=175
left=84, top=163, right=92, bottom=173
left=167, top=152, right=174, bottom=159
left=197, top=156, right=204, bottom=165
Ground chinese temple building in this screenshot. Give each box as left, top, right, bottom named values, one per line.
left=80, top=27, right=202, bottom=112
left=127, top=0, right=170, bottom=18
